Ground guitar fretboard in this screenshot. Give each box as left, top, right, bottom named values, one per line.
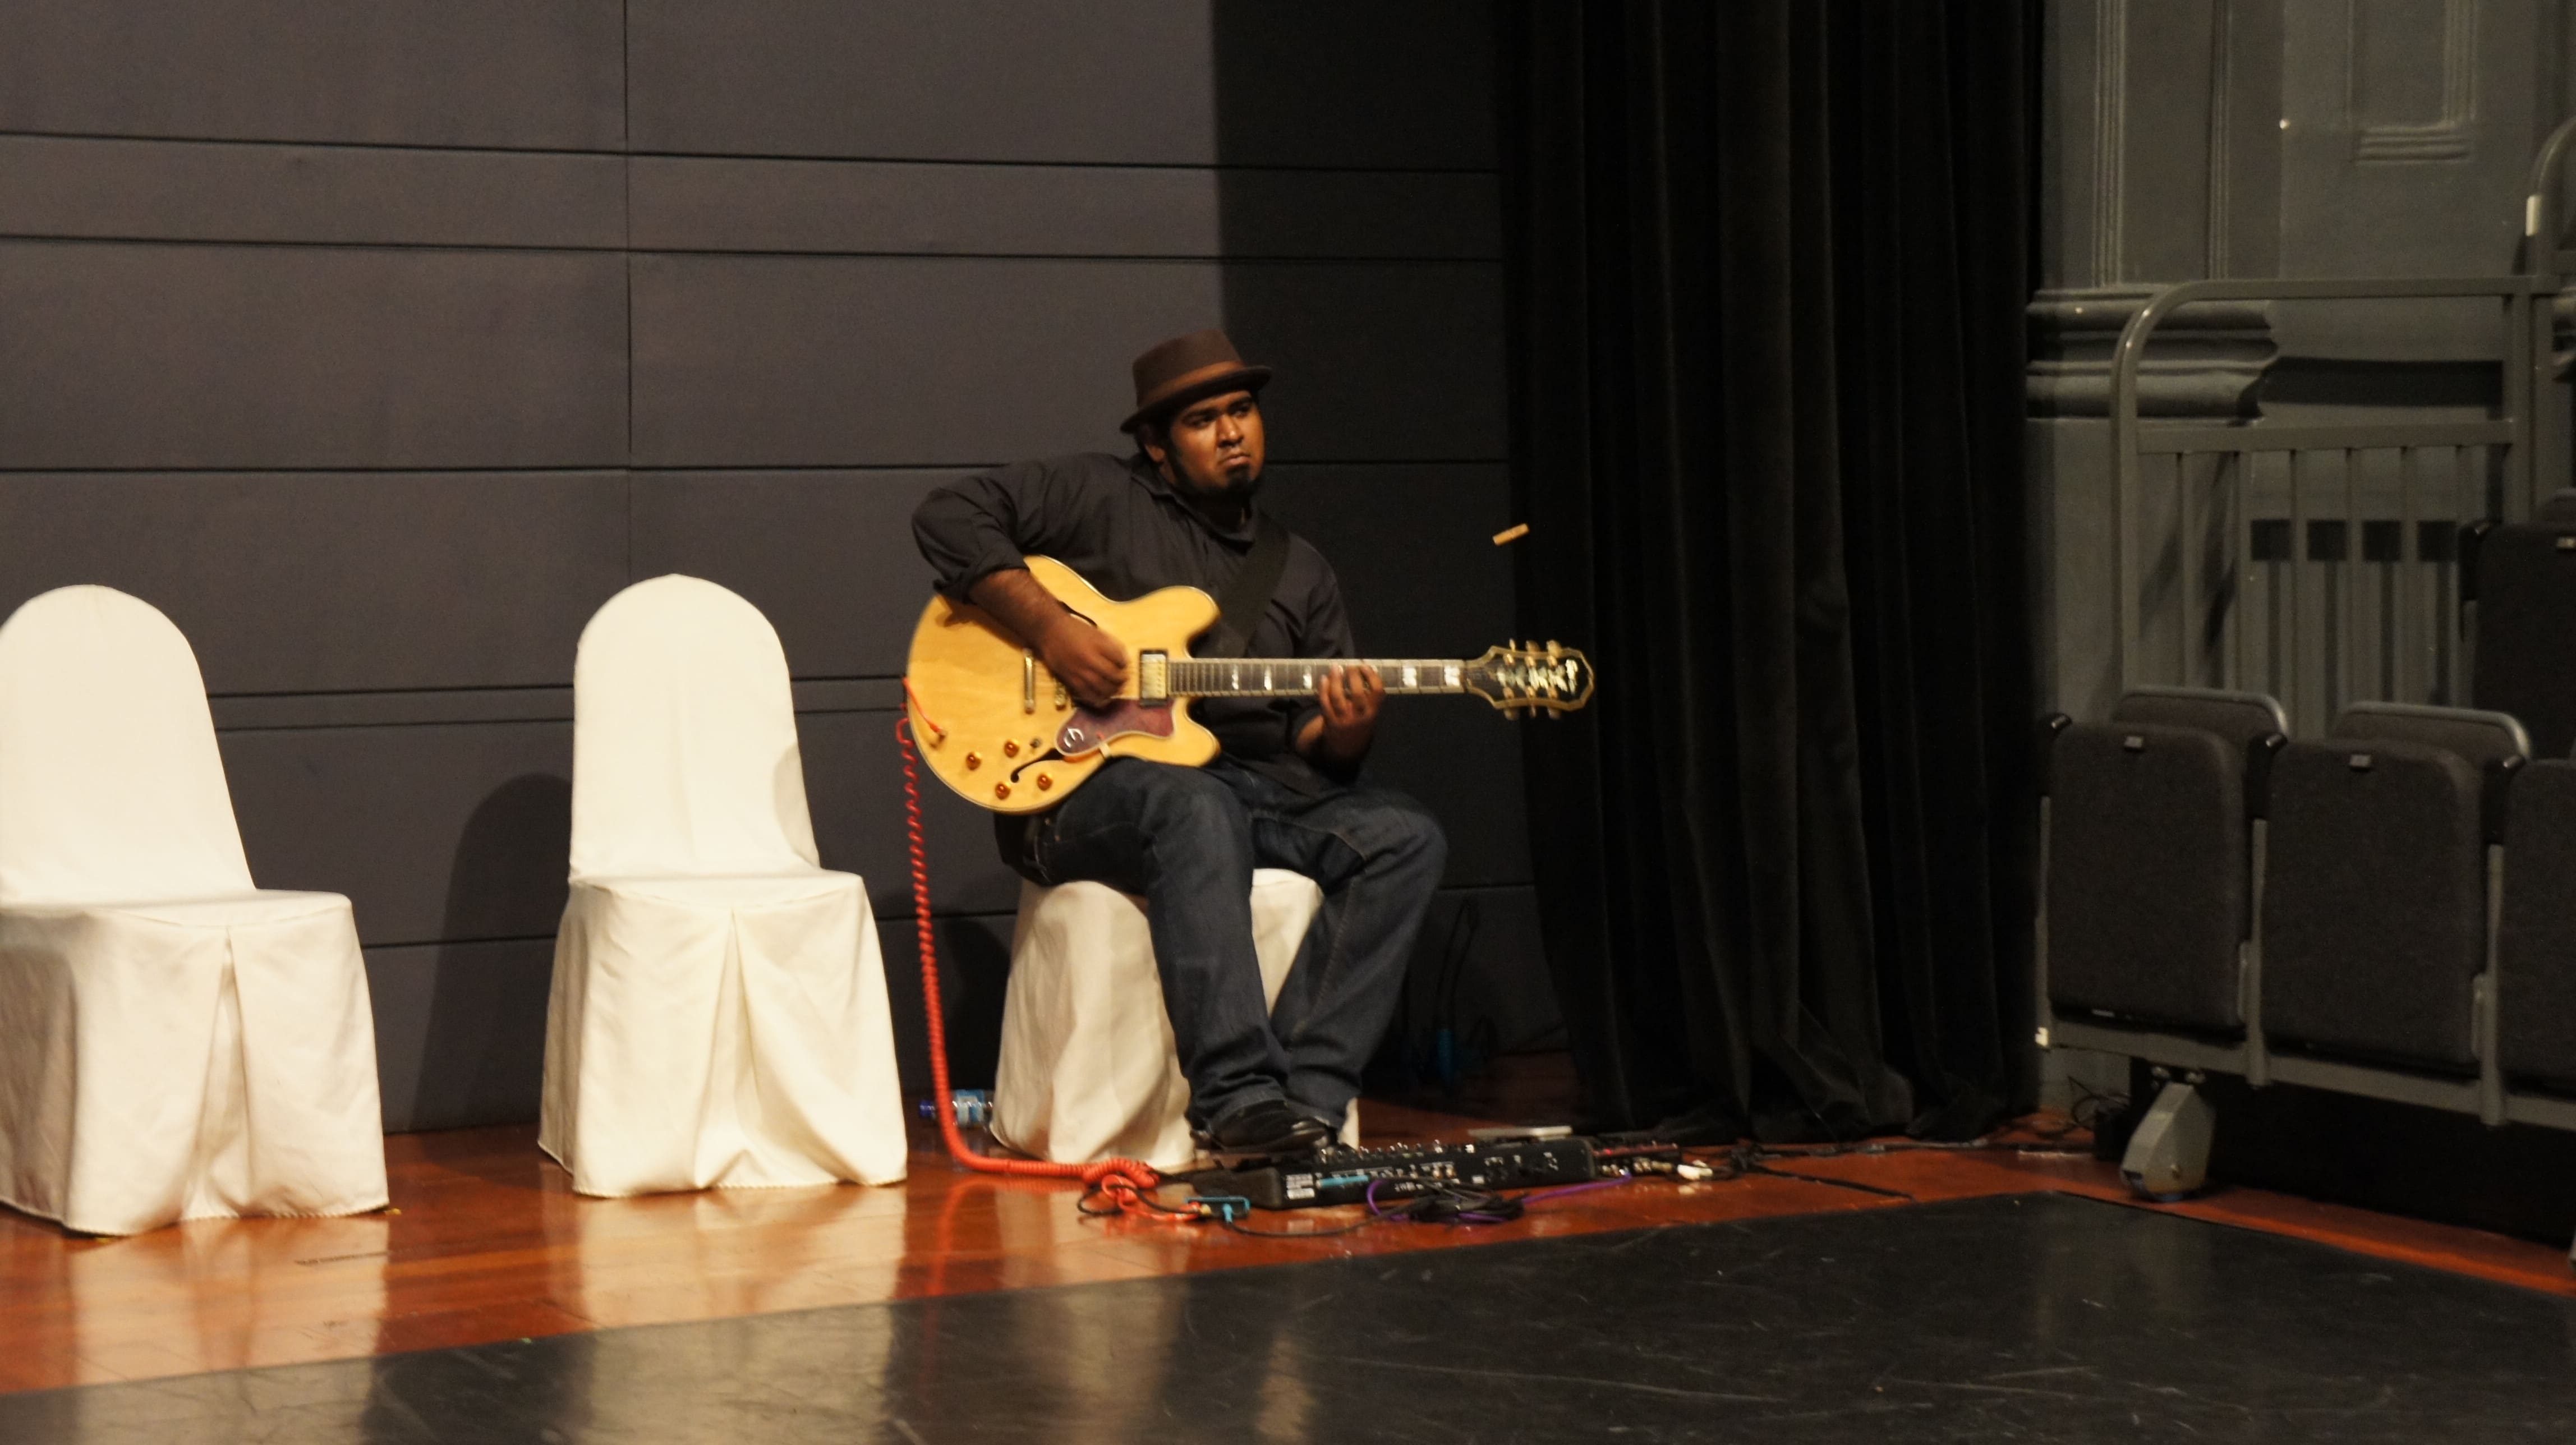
left=1165, top=659, right=1469, bottom=698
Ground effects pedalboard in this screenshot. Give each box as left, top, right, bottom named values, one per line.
left=1192, top=1133, right=1685, bottom=1211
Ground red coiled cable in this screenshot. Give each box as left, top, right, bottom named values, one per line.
left=895, top=707, right=1161, bottom=1208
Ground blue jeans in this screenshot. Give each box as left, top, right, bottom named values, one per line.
left=1021, top=757, right=1447, bottom=1130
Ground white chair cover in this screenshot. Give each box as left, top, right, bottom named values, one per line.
left=992, top=869, right=1358, bottom=1170
left=0, top=586, right=385, bottom=1236
left=540, top=575, right=907, bottom=1197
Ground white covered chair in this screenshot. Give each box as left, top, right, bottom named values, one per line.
left=540, top=575, right=907, bottom=1197
left=992, top=870, right=1359, bottom=1170
left=0, top=586, right=386, bottom=1236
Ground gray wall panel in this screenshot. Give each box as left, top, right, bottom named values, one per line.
left=0, top=1, right=624, bottom=150
left=799, top=708, right=1027, bottom=919
left=631, top=256, right=1502, bottom=466
left=212, top=688, right=577, bottom=731
left=0, top=136, right=625, bottom=248
left=1261, top=463, right=1517, bottom=658
left=633, top=464, right=1519, bottom=681
left=1222, top=263, right=1509, bottom=462
left=629, top=157, right=1496, bottom=260
left=0, top=473, right=629, bottom=694
left=631, top=470, right=949, bottom=680
left=631, top=254, right=1222, bottom=466
left=1385, top=886, right=1558, bottom=1080
left=628, top=0, right=1215, bottom=164
left=1361, top=708, right=1531, bottom=889
left=221, top=722, right=573, bottom=950
left=1216, top=170, right=1499, bottom=261
left=1210, top=1, right=1498, bottom=169
left=367, top=940, right=554, bottom=1133
left=0, top=2, right=1535, bottom=1131
left=628, top=1, right=1499, bottom=171
left=1264, top=462, right=1530, bottom=887
left=633, top=157, right=1219, bottom=257
left=878, top=910, right=1017, bottom=1093
left=0, top=243, right=628, bottom=469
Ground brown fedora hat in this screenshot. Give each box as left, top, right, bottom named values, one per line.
left=1120, top=328, right=1272, bottom=434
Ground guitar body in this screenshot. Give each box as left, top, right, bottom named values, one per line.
left=906, top=557, right=1592, bottom=814
left=904, top=556, right=1220, bottom=813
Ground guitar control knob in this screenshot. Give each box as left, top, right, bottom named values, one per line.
left=965, top=752, right=982, bottom=770
left=1003, top=740, right=1020, bottom=757
left=993, top=782, right=1011, bottom=800
left=1036, top=772, right=1054, bottom=791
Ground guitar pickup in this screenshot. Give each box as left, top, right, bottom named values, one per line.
left=1137, top=651, right=1169, bottom=703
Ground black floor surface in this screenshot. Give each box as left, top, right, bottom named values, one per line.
left=7, top=1192, right=2576, bottom=1442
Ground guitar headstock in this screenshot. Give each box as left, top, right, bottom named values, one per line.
left=1463, top=641, right=1595, bottom=717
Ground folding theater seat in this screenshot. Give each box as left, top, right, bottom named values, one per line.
left=2260, top=705, right=2526, bottom=1081
left=2497, top=748, right=2576, bottom=1098
left=2458, top=496, right=2576, bottom=1113
left=2044, top=688, right=2288, bottom=1042
left=2467, top=489, right=2576, bottom=758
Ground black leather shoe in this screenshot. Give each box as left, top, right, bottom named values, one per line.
left=1289, top=1099, right=1346, bottom=1138
left=1206, top=1099, right=1331, bottom=1156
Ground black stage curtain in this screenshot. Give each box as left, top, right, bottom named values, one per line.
left=1499, top=1, right=2035, bottom=1142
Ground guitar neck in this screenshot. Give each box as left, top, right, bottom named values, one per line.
left=1161, top=657, right=1470, bottom=700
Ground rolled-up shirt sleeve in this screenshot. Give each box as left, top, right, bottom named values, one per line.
left=912, top=458, right=1088, bottom=601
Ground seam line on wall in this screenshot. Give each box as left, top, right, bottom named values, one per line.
left=0, top=236, right=1499, bottom=265
left=0, top=128, right=1499, bottom=175
left=0, top=458, right=1508, bottom=476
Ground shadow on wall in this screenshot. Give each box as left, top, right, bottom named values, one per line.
left=404, top=771, right=571, bottom=1132
left=1210, top=2, right=1555, bottom=1079
left=884, top=913, right=1014, bottom=1096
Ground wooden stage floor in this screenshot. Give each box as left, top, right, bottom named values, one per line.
left=4, top=1055, right=2572, bottom=1397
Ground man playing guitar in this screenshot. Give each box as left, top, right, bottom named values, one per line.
left=912, top=329, right=1447, bottom=1156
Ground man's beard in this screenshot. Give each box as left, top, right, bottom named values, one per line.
left=1175, top=457, right=1261, bottom=504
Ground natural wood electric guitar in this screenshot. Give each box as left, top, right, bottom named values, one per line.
left=904, top=556, right=1595, bottom=813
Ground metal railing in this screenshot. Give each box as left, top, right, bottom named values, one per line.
left=2106, top=275, right=2556, bottom=735
left=2101, top=113, right=2576, bottom=734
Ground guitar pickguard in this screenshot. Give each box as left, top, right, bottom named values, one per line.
left=1056, top=702, right=1177, bottom=757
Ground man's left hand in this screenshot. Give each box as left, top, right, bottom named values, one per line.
left=1309, top=663, right=1384, bottom=763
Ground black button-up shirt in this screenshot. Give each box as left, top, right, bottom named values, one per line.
left=912, top=451, right=1359, bottom=791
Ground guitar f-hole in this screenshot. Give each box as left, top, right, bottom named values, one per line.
left=1009, top=747, right=1064, bottom=783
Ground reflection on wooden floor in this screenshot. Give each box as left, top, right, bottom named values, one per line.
left=2, top=1053, right=2570, bottom=1395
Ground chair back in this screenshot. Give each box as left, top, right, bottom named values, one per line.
left=0, top=586, right=255, bottom=904
left=569, top=575, right=820, bottom=881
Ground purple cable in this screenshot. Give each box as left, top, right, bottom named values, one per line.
left=1358, top=1172, right=1630, bottom=1227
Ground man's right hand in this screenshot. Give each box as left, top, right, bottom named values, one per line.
left=1038, top=613, right=1129, bottom=707
left=965, top=566, right=1130, bottom=707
